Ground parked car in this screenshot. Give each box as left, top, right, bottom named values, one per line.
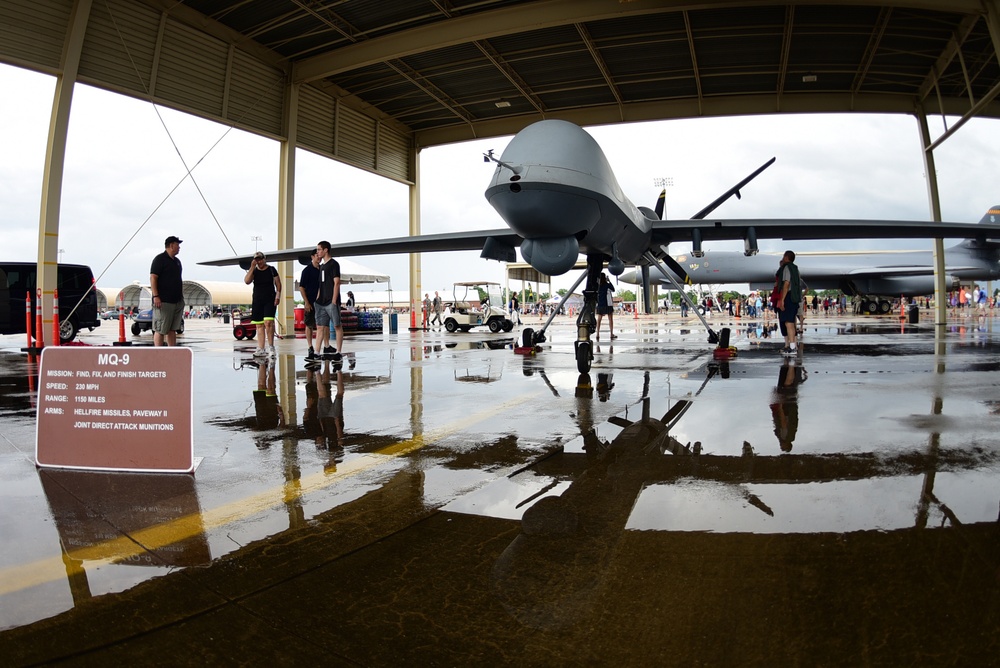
left=100, top=308, right=120, bottom=320
left=0, top=262, right=100, bottom=342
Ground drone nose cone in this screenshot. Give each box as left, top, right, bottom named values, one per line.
left=485, top=183, right=601, bottom=240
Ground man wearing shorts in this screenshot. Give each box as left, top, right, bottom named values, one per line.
left=149, top=235, right=184, bottom=347
left=245, top=251, right=281, bottom=357
left=314, top=240, right=343, bottom=362
left=298, top=249, right=321, bottom=361
left=775, top=250, right=801, bottom=356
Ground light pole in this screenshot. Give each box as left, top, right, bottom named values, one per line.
left=250, top=235, right=262, bottom=252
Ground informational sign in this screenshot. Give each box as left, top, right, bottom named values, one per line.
left=36, top=347, right=194, bottom=473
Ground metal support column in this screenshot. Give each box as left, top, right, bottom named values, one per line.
left=408, top=147, right=422, bottom=329
left=277, top=81, right=299, bottom=339
left=37, top=0, right=93, bottom=337
left=915, top=107, right=946, bottom=327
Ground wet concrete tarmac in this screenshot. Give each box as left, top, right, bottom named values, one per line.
left=1, top=312, right=999, bottom=665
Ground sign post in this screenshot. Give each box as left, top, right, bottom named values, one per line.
left=36, top=347, right=195, bottom=473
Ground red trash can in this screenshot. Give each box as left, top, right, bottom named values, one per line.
left=294, top=305, right=305, bottom=331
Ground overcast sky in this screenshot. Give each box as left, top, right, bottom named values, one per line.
left=2, top=62, right=999, bottom=297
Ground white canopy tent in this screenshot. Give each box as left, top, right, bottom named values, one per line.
left=337, top=258, right=391, bottom=285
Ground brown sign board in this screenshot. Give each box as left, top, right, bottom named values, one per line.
left=36, top=347, right=194, bottom=473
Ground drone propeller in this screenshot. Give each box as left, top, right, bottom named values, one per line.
left=654, top=188, right=666, bottom=220
left=661, top=253, right=693, bottom=286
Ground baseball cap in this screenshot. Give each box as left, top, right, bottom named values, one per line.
left=254, top=252, right=265, bottom=260
left=165, top=235, right=183, bottom=245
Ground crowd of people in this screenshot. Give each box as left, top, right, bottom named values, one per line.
left=148, top=232, right=997, bottom=365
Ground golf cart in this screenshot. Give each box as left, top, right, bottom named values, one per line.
left=130, top=290, right=184, bottom=337
left=443, top=282, right=515, bottom=333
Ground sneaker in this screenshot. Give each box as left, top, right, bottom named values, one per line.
left=330, top=352, right=343, bottom=363
left=253, top=347, right=267, bottom=358
left=780, top=347, right=795, bottom=356
left=322, top=346, right=337, bottom=357
left=306, top=348, right=316, bottom=360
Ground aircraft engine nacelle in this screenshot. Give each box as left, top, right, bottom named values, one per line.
left=849, top=275, right=959, bottom=297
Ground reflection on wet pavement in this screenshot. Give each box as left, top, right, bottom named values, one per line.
left=1, top=316, right=999, bottom=663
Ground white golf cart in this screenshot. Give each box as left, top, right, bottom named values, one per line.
left=443, top=282, right=515, bottom=333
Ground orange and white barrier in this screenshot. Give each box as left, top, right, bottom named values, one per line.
left=35, top=288, right=44, bottom=350
left=24, top=295, right=33, bottom=351
left=51, top=288, right=60, bottom=346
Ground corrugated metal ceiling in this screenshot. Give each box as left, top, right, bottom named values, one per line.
left=186, top=0, right=1000, bottom=144
left=59, top=1, right=1000, bottom=146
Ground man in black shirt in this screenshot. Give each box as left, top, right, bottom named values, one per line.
left=314, top=240, right=343, bottom=362
left=298, top=250, right=321, bottom=361
left=149, top=235, right=184, bottom=346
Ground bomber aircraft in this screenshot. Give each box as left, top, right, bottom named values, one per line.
left=201, top=120, right=1000, bottom=373
left=620, top=208, right=1000, bottom=315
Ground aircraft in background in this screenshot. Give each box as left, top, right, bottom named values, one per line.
left=620, top=211, right=1000, bottom=314
left=201, top=120, right=1000, bottom=373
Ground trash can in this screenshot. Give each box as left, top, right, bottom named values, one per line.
left=223, top=313, right=230, bottom=324
left=388, top=312, right=398, bottom=334
left=907, top=304, right=919, bottom=324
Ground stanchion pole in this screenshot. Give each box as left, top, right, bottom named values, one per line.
left=35, top=288, right=45, bottom=350
left=52, top=288, right=60, bottom=346
left=24, top=295, right=33, bottom=351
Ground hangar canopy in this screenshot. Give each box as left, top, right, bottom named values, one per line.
left=106, top=259, right=389, bottom=308
left=110, top=282, right=252, bottom=309
left=2, top=0, right=998, bottom=182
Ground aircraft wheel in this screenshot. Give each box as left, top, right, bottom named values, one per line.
left=521, top=328, right=534, bottom=347
left=488, top=319, right=502, bottom=333
left=131, top=322, right=142, bottom=336
left=233, top=326, right=245, bottom=340
left=59, top=318, right=78, bottom=343
left=878, top=300, right=892, bottom=314
left=445, top=319, right=458, bottom=332
left=575, top=340, right=592, bottom=374
left=865, top=300, right=879, bottom=314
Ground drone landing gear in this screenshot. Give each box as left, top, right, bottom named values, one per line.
left=515, top=255, right=602, bottom=372
left=573, top=256, right=604, bottom=374
left=643, top=251, right=720, bottom=344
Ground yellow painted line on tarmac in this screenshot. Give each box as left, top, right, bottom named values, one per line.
left=0, top=393, right=539, bottom=597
